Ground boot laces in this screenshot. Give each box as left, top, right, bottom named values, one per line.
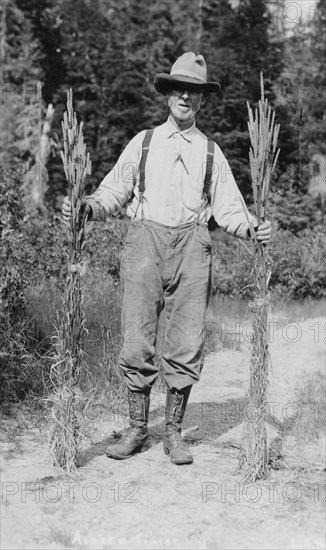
left=166, top=425, right=188, bottom=449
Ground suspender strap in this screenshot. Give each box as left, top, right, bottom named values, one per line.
left=139, top=128, right=155, bottom=194
left=138, top=131, right=214, bottom=205
left=203, top=140, right=215, bottom=198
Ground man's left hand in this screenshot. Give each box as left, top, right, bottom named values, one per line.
left=256, top=220, right=272, bottom=244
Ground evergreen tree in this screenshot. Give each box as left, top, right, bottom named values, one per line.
left=0, top=1, right=45, bottom=204
left=9, top=0, right=317, bottom=215
left=1, top=2, right=43, bottom=160
left=309, top=0, right=326, bottom=155
left=198, top=0, right=284, bottom=201
left=15, top=0, right=64, bottom=104
left=48, top=0, right=192, bottom=201
left=269, top=0, right=326, bottom=232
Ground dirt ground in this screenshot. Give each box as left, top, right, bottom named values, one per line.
left=1, top=313, right=325, bottom=550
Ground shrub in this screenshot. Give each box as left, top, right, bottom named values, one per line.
left=0, top=165, right=52, bottom=404
left=211, top=224, right=326, bottom=300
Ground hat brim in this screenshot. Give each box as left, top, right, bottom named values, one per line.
left=154, top=73, right=221, bottom=95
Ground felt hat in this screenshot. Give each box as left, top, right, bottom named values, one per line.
left=154, top=52, right=220, bottom=95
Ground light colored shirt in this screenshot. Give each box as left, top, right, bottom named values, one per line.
left=86, top=116, right=255, bottom=239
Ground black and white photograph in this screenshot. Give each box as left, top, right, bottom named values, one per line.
left=1, top=0, right=325, bottom=548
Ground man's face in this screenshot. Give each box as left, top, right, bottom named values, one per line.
left=168, top=86, right=205, bottom=127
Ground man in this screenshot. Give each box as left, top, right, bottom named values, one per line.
left=62, top=52, right=272, bottom=465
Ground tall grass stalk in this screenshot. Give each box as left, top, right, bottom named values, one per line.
left=49, top=89, right=91, bottom=472
left=240, top=74, right=280, bottom=481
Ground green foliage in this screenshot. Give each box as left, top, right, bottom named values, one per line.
left=21, top=214, right=68, bottom=285
left=273, top=0, right=326, bottom=196
left=269, top=186, right=325, bottom=234
left=0, top=2, right=44, bottom=166
left=0, top=165, right=52, bottom=404
left=211, top=223, right=326, bottom=300
left=270, top=226, right=326, bottom=299
left=8, top=0, right=323, bottom=209
left=0, top=164, right=27, bottom=317
left=199, top=0, right=284, bottom=200
left=33, top=0, right=286, bottom=204
left=308, top=0, right=326, bottom=156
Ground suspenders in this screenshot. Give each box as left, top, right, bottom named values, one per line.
left=138, top=128, right=215, bottom=206
left=203, top=139, right=215, bottom=199
left=138, top=128, right=155, bottom=201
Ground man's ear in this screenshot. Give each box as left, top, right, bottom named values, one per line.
left=201, top=94, right=207, bottom=106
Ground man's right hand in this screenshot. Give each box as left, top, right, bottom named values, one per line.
left=62, top=196, right=92, bottom=224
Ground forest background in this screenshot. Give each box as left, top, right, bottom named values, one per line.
left=0, top=0, right=325, bottom=403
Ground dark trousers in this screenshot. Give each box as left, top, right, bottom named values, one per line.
left=119, top=219, right=211, bottom=392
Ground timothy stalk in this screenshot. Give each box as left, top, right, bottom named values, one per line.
left=49, top=89, right=91, bottom=472
left=240, top=73, right=280, bottom=481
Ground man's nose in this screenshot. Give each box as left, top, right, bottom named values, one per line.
left=180, top=90, right=190, bottom=100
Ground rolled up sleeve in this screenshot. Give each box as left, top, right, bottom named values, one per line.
left=85, top=131, right=145, bottom=221
left=210, top=144, right=256, bottom=240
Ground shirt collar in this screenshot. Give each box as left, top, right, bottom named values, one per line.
left=165, top=116, right=196, bottom=143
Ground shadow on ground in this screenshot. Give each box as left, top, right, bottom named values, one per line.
left=77, top=397, right=249, bottom=467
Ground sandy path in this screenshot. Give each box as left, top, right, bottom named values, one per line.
left=1, top=316, right=325, bottom=550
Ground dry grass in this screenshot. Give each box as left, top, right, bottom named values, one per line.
left=292, top=370, right=326, bottom=442
left=239, top=74, right=280, bottom=481
left=279, top=370, right=326, bottom=474
left=48, top=89, right=91, bottom=472
left=0, top=316, right=52, bottom=407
